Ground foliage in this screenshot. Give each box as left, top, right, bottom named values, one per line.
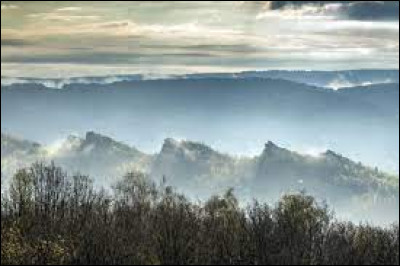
left=1, top=163, right=398, bottom=265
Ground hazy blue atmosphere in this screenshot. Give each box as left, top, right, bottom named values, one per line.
left=1, top=2, right=399, bottom=265
left=1, top=1, right=399, bottom=226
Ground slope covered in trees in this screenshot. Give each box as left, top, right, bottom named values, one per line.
left=1, top=163, right=399, bottom=265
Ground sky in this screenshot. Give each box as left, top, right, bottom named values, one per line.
left=1, top=1, right=399, bottom=78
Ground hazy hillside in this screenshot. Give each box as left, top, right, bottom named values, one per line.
left=1, top=133, right=43, bottom=181
left=1, top=132, right=398, bottom=224
left=2, top=72, right=398, bottom=223
left=1, top=133, right=41, bottom=156
left=338, top=83, right=400, bottom=116
left=2, top=1, right=398, bottom=264
left=2, top=78, right=398, bottom=173
left=1, top=132, right=152, bottom=184
left=234, top=70, right=399, bottom=89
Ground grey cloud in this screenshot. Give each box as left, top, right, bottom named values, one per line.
left=140, top=44, right=262, bottom=55
left=269, top=1, right=399, bottom=21
left=268, top=1, right=339, bottom=10
left=0, top=51, right=222, bottom=65
left=344, top=1, right=399, bottom=21
left=1, top=39, right=32, bottom=47
left=1, top=42, right=263, bottom=65
left=2, top=46, right=397, bottom=71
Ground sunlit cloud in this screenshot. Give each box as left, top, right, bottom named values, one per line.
left=56, top=7, right=84, bottom=12
left=28, top=13, right=101, bottom=22
left=1, top=4, right=18, bottom=11
left=0, top=1, right=398, bottom=77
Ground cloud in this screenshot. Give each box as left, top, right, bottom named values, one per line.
left=26, top=5, right=99, bottom=22
left=1, top=39, right=32, bottom=47
left=255, top=3, right=339, bottom=20
left=254, top=1, right=399, bottom=21
left=56, top=7, right=84, bottom=12
left=2, top=19, right=244, bottom=46
left=1, top=4, right=18, bottom=11
left=1, top=63, right=247, bottom=79
left=1, top=16, right=397, bottom=70
left=267, top=1, right=346, bottom=10
left=0, top=2, right=398, bottom=75
left=29, top=13, right=100, bottom=22
left=92, top=20, right=243, bottom=40
left=0, top=49, right=232, bottom=65
left=343, top=1, right=399, bottom=21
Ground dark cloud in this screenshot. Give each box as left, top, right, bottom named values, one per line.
left=0, top=51, right=223, bottom=65
left=269, top=1, right=339, bottom=10
left=141, top=44, right=261, bottom=55
left=1, top=39, right=32, bottom=47
left=344, top=1, right=399, bottom=21
left=1, top=43, right=263, bottom=65
left=270, top=1, right=399, bottom=21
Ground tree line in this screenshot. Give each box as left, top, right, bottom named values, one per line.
left=1, top=163, right=399, bottom=265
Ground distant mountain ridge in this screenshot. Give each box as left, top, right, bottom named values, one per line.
left=1, top=133, right=41, bottom=156
left=1, top=70, right=399, bottom=223
left=2, top=77, right=398, bottom=173
left=2, top=69, right=398, bottom=89
left=3, top=131, right=397, bottom=180
left=2, top=132, right=398, bottom=204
